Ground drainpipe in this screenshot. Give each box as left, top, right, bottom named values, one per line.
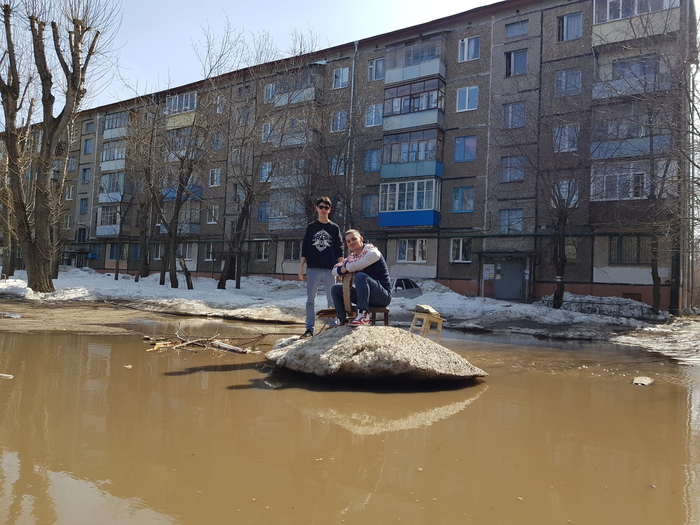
left=347, top=40, right=359, bottom=231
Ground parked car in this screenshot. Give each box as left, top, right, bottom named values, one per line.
left=392, top=278, right=423, bottom=299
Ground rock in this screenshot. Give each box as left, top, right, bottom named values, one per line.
left=632, top=376, right=654, bottom=386
left=266, top=326, right=488, bottom=381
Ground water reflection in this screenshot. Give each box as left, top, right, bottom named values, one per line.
left=0, top=327, right=698, bottom=524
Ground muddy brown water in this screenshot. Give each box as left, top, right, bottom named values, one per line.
left=0, top=316, right=699, bottom=525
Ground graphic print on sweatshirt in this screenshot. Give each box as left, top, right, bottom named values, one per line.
left=312, top=229, right=333, bottom=252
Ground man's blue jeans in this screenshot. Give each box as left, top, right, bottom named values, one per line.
left=331, top=272, right=391, bottom=322
left=305, top=267, right=337, bottom=331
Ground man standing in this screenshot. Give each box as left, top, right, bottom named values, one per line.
left=331, top=229, right=392, bottom=327
left=298, top=197, right=344, bottom=338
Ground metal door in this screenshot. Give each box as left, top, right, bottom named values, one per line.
left=494, top=259, right=522, bottom=300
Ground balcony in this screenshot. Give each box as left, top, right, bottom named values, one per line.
left=268, top=215, right=305, bottom=232
left=592, top=75, right=671, bottom=99
left=379, top=210, right=440, bottom=228
left=381, top=160, right=443, bottom=180
left=96, top=224, right=120, bottom=237
left=100, top=158, right=125, bottom=172
left=383, top=109, right=445, bottom=132
left=385, top=58, right=445, bottom=85
left=273, top=87, right=316, bottom=107
left=591, top=134, right=672, bottom=159
left=592, top=6, right=681, bottom=46
left=159, top=222, right=201, bottom=235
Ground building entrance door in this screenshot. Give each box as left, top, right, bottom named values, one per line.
left=494, top=259, right=522, bottom=300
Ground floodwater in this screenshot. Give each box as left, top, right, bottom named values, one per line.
left=1, top=318, right=699, bottom=525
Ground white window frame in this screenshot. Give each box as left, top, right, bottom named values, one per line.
left=452, top=186, right=475, bottom=213
left=165, top=92, right=197, bottom=115
left=456, top=86, right=479, bottom=112
left=450, top=238, right=472, bottom=263
left=209, top=168, right=221, bottom=187
left=458, top=36, right=480, bottom=62
left=260, top=161, right=273, bottom=182
left=505, top=20, right=529, bottom=38
left=104, top=111, right=128, bottom=130
left=553, top=123, right=579, bottom=153
left=65, top=185, right=74, bottom=201
left=365, top=104, right=383, bottom=127
left=552, top=179, right=580, bottom=208
left=505, top=49, right=528, bottom=77
left=499, top=208, right=524, bottom=234
left=62, top=214, right=72, bottom=230
left=204, top=242, right=215, bottom=261
left=379, top=179, right=440, bottom=212
left=558, top=12, right=582, bottom=41
left=503, top=103, right=526, bottom=128
left=397, top=239, right=428, bottom=263
left=333, top=67, right=349, bottom=89
left=330, top=155, right=345, bottom=176
left=368, top=58, right=385, bottom=81
left=207, top=204, right=220, bottom=224
left=177, top=242, right=194, bottom=261
left=255, top=241, right=269, bottom=261
left=555, top=68, right=582, bottom=97
left=331, top=110, right=347, bottom=132
left=501, top=155, right=526, bottom=181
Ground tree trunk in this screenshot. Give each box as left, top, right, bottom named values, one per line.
left=178, top=257, right=194, bottom=290
left=217, top=247, right=233, bottom=289
left=24, top=244, right=55, bottom=292
left=651, top=236, right=661, bottom=313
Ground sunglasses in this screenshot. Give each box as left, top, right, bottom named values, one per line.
left=317, top=205, right=330, bottom=210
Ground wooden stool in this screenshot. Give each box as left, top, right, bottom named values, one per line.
left=409, top=312, right=445, bottom=343
left=316, top=273, right=390, bottom=327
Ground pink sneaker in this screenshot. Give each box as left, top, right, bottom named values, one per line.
left=348, top=310, right=371, bottom=326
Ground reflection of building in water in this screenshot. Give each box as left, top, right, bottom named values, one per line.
left=686, top=378, right=700, bottom=524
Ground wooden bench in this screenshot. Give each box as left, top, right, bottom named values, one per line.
left=316, top=273, right=390, bottom=326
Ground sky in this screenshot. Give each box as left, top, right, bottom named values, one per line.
left=86, top=0, right=497, bottom=108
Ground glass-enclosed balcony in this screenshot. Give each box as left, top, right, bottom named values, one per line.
left=385, top=34, right=446, bottom=84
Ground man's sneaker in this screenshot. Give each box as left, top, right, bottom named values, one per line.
left=348, top=310, right=371, bottom=327
left=300, top=329, right=314, bottom=339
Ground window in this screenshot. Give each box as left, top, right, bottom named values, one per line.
left=264, top=83, right=276, bottom=102
left=216, top=96, right=225, bottom=114
left=99, top=172, right=125, bottom=194
left=501, top=155, right=526, bottom=181
left=237, top=108, right=249, bottom=125
left=84, top=121, right=94, bottom=133
left=364, top=148, right=381, bottom=172
left=451, top=238, right=472, bottom=262
left=260, top=162, right=273, bottom=182
left=383, top=129, right=443, bottom=164
left=331, top=110, right=347, bottom=132
left=255, top=241, right=269, bottom=261
left=594, top=0, right=673, bottom=24
left=209, top=168, right=221, bottom=187
left=505, top=49, right=528, bottom=76
left=383, top=79, right=445, bottom=117
left=368, top=58, right=385, bottom=81
left=62, top=214, right=72, bottom=230
left=68, top=157, right=76, bottom=171
left=380, top=179, right=439, bottom=212
left=201, top=242, right=214, bottom=261
left=454, top=135, right=477, bottom=162
left=152, top=243, right=164, bottom=261
left=609, top=235, right=652, bottom=265
left=555, top=68, right=582, bottom=96
left=330, top=155, right=345, bottom=176
left=552, top=179, right=579, bottom=208
left=81, top=167, right=91, bottom=183
left=104, top=111, right=128, bottom=130
left=558, top=12, right=582, bottom=41
left=452, top=187, right=475, bottom=212
left=458, top=36, right=480, bottom=62
left=99, top=205, right=119, bottom=226
left=65, top=186, right=74, bottom=201
left=177, top=243, right=193, bottom=260
left=591, top=170, right=647, bottom=200
left=499, top=208, right=523, bottom=233
left=165, top=92, right=197, bottom=115
left=238, top=85, right=251, bottom=99
left=612, top=55, right=659, bottom=84
left=503, top=102, right=526, bottom=128
left=210, top=132, right=223, bottom=150
left=284, top=240, right=302, bottom=261
left=101, top=141, right=125, bottom=162
left=207, top=204, right=219, bottom=224
left=456, top=86, right=478, bottom=111
left=365, top=104, right=383, bottom=127
left=262, top=123, right=272, bottom=142
left=361, top=194, right=379, bottom=217
left=79, top=198, right=88, bottom=214
left=397, top=239, right=427, bottom=262
left=553, top=124, right=579, bottom=152
left=83, top=138, right=93, bottom=155
left=258, top=202, right=269, bottom=221
left=333, top=67, right=349, bottom=89
left=505, top=20, right=529, bottom=37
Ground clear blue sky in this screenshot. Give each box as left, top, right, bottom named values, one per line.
left=87, top=0, right=493, bottom=108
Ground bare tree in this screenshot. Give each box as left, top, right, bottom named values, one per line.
left=0, top=0, right=118, bottom=292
